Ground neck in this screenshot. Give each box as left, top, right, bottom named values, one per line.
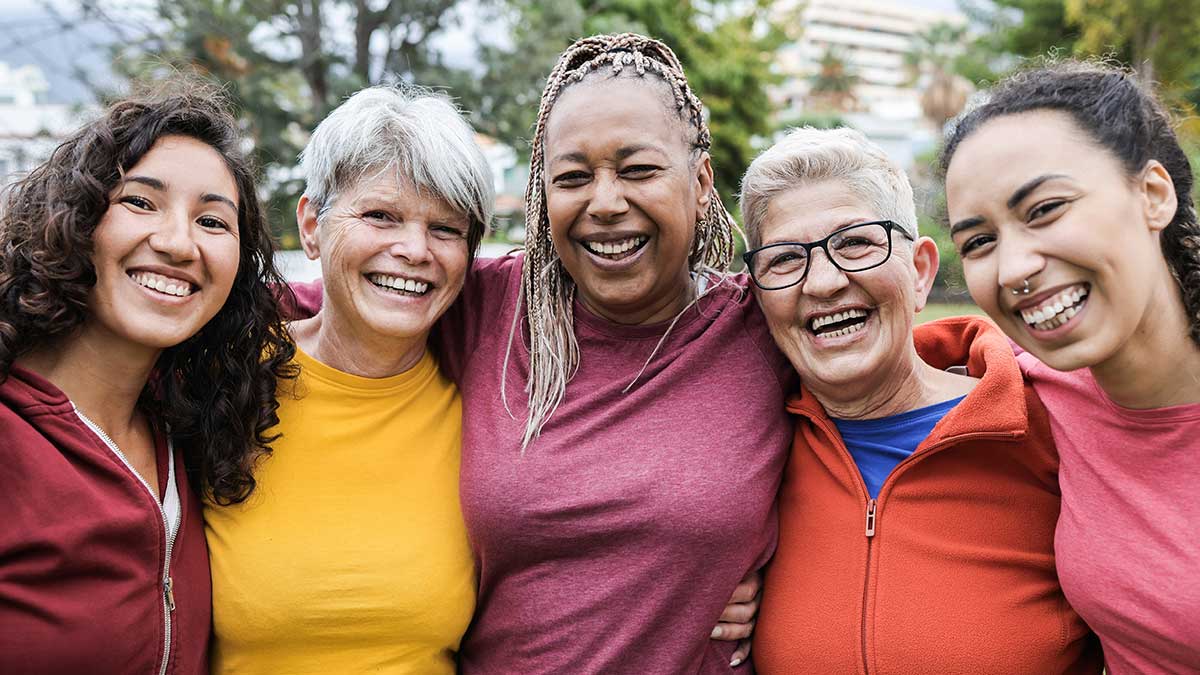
left=579, top=272, right=698, bottom=326
left=17, top=323, right=159, bottom=436
left=1092, top=280, right=1200, bottom=408
left=291, top=307, right=427, bottom=379
left=814, top=346, right=970, bottom=420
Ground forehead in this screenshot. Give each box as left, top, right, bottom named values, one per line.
left=339, top=169, right=467, bottom=221
left=543, top=76, right=689, bottom=157
left=946, top=110, right=1116, bottom=211
left=129, top=135, right=238, bottom=200
left=759, top=181, right=876, bottom=243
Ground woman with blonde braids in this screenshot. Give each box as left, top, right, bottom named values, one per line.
left=436, top=33, right=792, bottom=672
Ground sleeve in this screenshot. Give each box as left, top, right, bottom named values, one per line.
left=434, top=254, right=524, bottom=384
left=279, top=279, right=324, bottom=320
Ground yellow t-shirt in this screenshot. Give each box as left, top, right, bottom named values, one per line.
left=205, top=346, right=475, bottom=675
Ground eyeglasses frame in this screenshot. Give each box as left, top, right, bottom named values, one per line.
left=742, top=219, right=915, bottom=291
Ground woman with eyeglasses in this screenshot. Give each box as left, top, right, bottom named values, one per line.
left=943, top=61, right=1200, bottom=673
left=742, top=127, right=1102, bottom=673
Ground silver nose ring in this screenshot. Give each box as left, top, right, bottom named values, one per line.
left=1010, top=279, right=1031, bottom=296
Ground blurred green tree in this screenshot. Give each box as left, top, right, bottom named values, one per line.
left=74, top=0, right=483, bottom=246
left=456, top=0, right=787, bottom=217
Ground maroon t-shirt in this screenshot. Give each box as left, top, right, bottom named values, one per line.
left=439, top=255, right=794, bottom=674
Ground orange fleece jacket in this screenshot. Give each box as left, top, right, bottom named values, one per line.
left=754, top=317, right=1103, bottom=675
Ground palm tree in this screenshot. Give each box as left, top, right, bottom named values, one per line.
left=905, top=22, right=975, bottom=130
left=808, top=47, right=860, bottom=113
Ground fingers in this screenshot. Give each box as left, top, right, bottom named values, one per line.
left=718, top=597, right=758, bottom=624
left=711, top=618, right=755, bottom=641
left=730, top=638, right=753, bottom=667
left=728, top=571, right=763, bottom=604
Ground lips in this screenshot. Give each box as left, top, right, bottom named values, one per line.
left=367, top=272, right=432, bottom=296
left=807, top=307, right=871, bottom=337
left=580, top=235, right=649, bottom=261
left=1015, top=283, right=1089, bottom=330
left=128, top=270, right=196, bottom=298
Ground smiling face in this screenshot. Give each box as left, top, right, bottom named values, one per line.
left=753, top=181, right=937, bottom=396
left=945, top=110, right=1179, bottom=371
left=298, top=170, right=470, bottom=346
left=542, top=76, right=713, bottom=325
left=86, top=135, right=241, bottom=356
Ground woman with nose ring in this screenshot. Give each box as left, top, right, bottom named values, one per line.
left=943, top=60, right=1200, bottom=672
left=743, top=127, right=1101, bottom=673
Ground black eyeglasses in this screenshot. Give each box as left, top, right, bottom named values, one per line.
left=742, top=220, right=913, bottom=291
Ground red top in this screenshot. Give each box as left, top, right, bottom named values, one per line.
left=0, top=366, right=211, bottom=675
left=754, top=316, right=1102, bottom=675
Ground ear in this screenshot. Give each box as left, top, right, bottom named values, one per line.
left=1141, top=160, right=1178, bottom=234
left=911, top=236, right=940, bottom=314
left=297, top=195, right=321, bottom=261
left=693, top=152, right=714, bottom=220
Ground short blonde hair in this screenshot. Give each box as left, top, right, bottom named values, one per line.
left=740, top=127, right=917, bottom=248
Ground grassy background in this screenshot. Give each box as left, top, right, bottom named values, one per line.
left=916, top=302, right=986, bottom=324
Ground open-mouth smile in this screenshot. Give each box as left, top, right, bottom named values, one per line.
left=1016, top=283, right=1089, bottom=331
left=367, top=273, right=433, bottom=297
left=807, top=307, right=871, bottom=338
left=580, top=236, right=649, bottom=261
left=128, top=271, right=196, bottom=298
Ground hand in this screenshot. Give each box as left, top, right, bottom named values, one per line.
left=710, top=569, right=762, bottom=667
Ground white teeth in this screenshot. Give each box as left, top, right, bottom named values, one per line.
left=811, top=308, right=868, bottom=331
left=129, top=271, right=194, bottom=297
left=583, top=236, right=648, bottom=257
left=823, top=321, right=866, bottom=338
left=368, top=273, right=430, bottom=295
left=1019, top=284, right=1089, bottom=329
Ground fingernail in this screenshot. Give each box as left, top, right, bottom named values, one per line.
left=711, top=626, right=722, bottom=639
left=730, top=656, right=743, bottom=667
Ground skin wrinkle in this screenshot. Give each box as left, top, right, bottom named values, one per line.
left=754, top=181, right=974, bottom=420
left=512, top=33, right=738, bottom=448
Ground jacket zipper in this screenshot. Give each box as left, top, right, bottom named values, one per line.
left=808, top=415, right=1019, bottom=675
left=74, top=408, right=179, bottom=675
left=861, top=497, right=876, bottom=675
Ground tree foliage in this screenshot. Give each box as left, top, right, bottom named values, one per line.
left=457, top=0, right=785, bottom=212
left=75, top=0, right=480, bottom=245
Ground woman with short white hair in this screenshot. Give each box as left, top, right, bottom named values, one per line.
left=203, top=84, right=493, bottom=674
left=744, top=127, right=1101, bottom=673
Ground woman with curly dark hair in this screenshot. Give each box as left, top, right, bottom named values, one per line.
left=943, top=60, right=1200, bottom=672
left=0, top=81, right=294, bottom=674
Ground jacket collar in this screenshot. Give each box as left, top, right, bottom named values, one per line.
left=785, top=316, right=1029, bottom=442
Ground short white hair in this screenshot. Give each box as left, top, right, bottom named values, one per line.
left=740, top=127, right=918, bottom=248
left=299, top=84, right=494, bottom=245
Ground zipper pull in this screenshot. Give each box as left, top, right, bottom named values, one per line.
left=165, top=576, right=176, bottom=612
left=865, top=498, right=877, bottom=537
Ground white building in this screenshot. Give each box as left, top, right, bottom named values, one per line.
left=0, top=63, right=83, bottom=184
left=773, top=0, right=967, bottom=168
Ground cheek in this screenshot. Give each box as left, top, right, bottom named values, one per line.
left=436, top=243, right=470, bottom=294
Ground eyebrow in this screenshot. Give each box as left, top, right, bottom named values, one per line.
left=949, top=173, right=1071, bottom=235
left=550, top=144, right=660, bottom=166
left=1007, top=173, right=1068, bottom=210
left=124, top=175, right=238, bottom=212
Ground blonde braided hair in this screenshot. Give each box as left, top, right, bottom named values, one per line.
left=505, top=33, right=739, bottom=449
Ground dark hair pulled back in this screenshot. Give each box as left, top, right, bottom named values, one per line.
left=0, top=78, right=296, bottom=504
left=940, top=59, right=1200, bottom=345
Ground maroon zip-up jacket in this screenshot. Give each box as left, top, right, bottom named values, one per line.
left=0, top=366, right=211, bottom=674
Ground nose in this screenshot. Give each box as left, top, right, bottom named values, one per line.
left=800, top=247, right=849, bottom=298
left=388, top=222, right=433, bottom=264
left=586, top=171, right=629, bottom=222
left=147, top=209, right=199, bottom=261
left=994, top=230, right=1046, bottom=293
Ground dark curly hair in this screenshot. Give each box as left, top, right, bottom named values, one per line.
left=941, top=59, right=1200, bottom=345
left=0, top=79, right=297, bottom=504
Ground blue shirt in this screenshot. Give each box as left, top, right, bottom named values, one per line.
left=832, top=396, right=965, bottom=499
